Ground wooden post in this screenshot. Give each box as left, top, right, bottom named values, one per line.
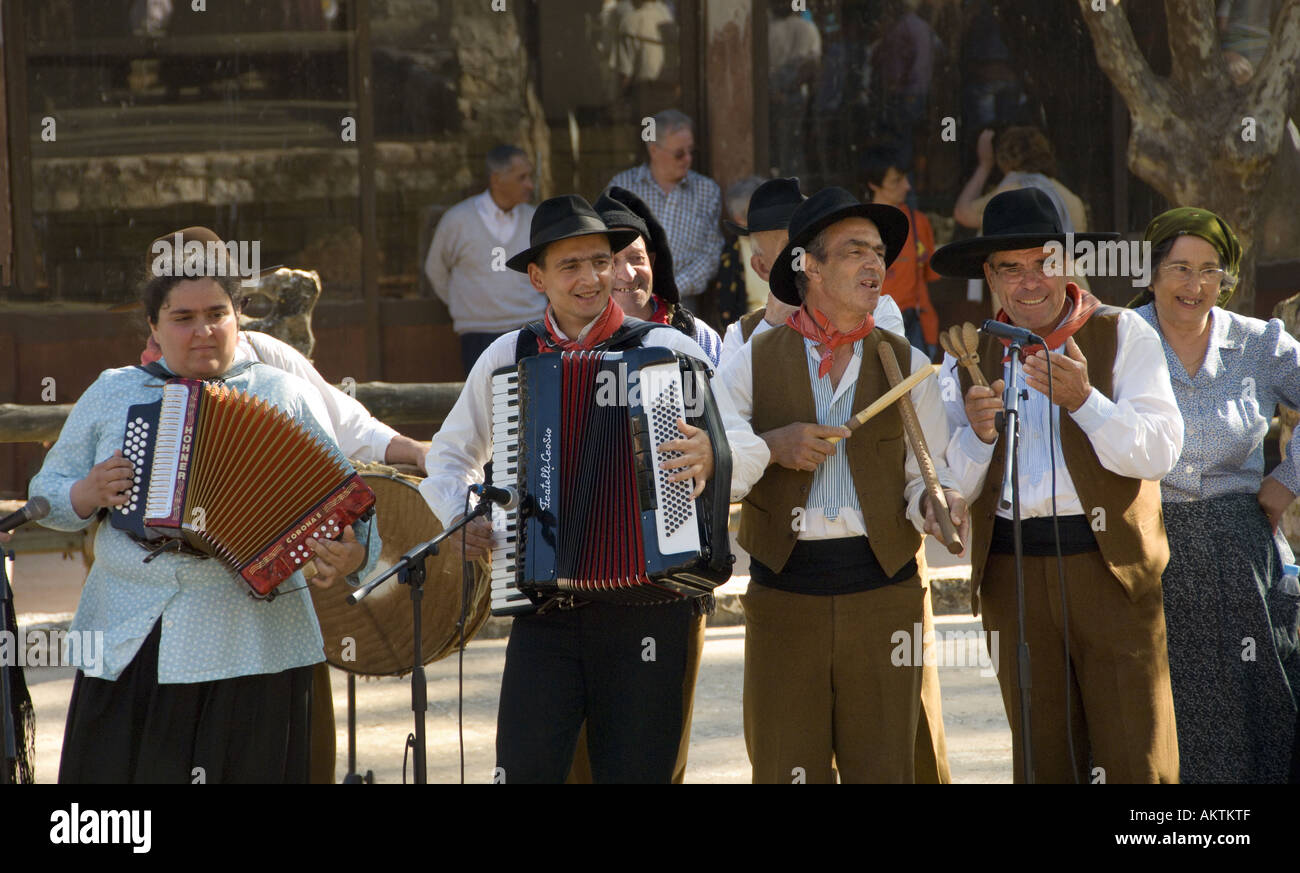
left=2, top=0, right=34, bottom=300
left=704, top=0, right=756, bottom=193
left=352, top=0, right=382, bottom=382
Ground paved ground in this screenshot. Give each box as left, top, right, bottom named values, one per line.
left=23, top=616, right=1012, bottom=784
left=12, top=538, right=1013, bottom=784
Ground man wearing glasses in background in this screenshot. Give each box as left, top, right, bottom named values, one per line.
left=609, top=109, right=724, bottom=320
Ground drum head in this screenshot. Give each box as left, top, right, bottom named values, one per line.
left=311, top=469, right=491, bottom=676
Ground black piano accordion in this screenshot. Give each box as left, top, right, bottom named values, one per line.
left=110, top=377, right=376, bottom=597
left=489, top=346, right=733, bottom=615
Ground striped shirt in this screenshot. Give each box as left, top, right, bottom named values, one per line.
left=691, top=319, right=723, bottom=367
left=807, top=339, right=864, bottom=523
left=608, top=164, right=724, bottom=299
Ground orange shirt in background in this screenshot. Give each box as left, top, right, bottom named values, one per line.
left=883, top=205, right=940, bottom=347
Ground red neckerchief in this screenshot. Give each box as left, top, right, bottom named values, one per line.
left=648, top=295, right=672, bottom=325
left=537, top=296, right=627, bottom=353
left=785, top=305, right=875, bottom=378
left=996, top=282, right=1100, bottom=362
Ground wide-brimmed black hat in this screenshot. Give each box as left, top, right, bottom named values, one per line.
left=930, top=188, right=1120, bottom=279
left=768, top=187, right=910, bottom=306
left=725, top=177, right=804, bottom=235
left=594, top=186, right=679, bottom=303
left=505, top=194, right=639, bottom=273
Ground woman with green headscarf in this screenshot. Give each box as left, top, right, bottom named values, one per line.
left=1133, top=206, right=1300, bottom=783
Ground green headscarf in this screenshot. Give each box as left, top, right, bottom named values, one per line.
left=1128, top=206, right=1243, bottom=308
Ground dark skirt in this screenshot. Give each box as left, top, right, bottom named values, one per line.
left=1161, top=493, right=1300, bottom=783
left=58, top=621, right=314, bottom=784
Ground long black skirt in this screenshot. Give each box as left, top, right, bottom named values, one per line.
left=1162, top=493, right=1300, bottom=783
left=58, top=621, right=314, bottom=784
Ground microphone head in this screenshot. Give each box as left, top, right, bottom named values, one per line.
left=500, top=486, right=521, bottom=512
left=26, top=497, right=51, bottom=522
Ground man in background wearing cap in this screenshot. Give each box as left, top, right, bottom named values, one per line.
left=932, top=187, right=1183, bottom=783
left=422, top=195, right=768, bottom=783
left=715, top=187, right=967, bottom=783
left=719, top=178, right=906, bottom=368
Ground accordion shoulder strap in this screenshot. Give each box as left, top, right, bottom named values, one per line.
left=135, top=360, right=257, bottom=382
left=514, top=318, right=662, bottom=362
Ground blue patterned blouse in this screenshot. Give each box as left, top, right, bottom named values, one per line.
left=1136, top=303, right=1300, bottom=503
left=29, top=362, right=382, bottom=683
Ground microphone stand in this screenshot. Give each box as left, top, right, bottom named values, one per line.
left=1, top=546, right=16, bottom=785
left=996, top=342, right=1034, bottom=785
left=347, top=491, right=495, bottom=785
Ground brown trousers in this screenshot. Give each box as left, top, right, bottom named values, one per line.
left=568, top=611, right=708, bottom=783
left=742, top=577, right=926, bottom=783
left=982, top=550, right=1179, bottom=783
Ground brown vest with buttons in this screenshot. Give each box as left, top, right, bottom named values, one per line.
left=956, top=305, right=1169, bottom=614
left=739, top=307, right=767, bottom=343
left=739, top=324, right=920, bottom=576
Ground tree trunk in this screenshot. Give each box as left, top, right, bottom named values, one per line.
left=1076, top=0, right=1300, bottom=316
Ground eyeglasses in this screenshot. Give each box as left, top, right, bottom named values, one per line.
left=990, top=263, right=1050, bottom=285
left=1158, top=264, right=1235, bottom=289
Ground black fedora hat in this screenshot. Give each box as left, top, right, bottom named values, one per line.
left=930, top=188, right=1120, bottom=279
left=505, top=194, right=639, bottom=273
left=768, top=187, right=910, bottom=306
left=725, top=176, right=804, bottom=235
left=594, top=185, right=679, bottom=304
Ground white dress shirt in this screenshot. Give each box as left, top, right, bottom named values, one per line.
left=715, top=327, right=957, bottom=538
left=421, top=320, right=770, bottom=528
left=940, top=308, right=1184, bottom=519
left=718, top=293, right=907, bottom=369
left=474, top=190, right=523, bottom=245
left=235, top=331, right=398, bottom=463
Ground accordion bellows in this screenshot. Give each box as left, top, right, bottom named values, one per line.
left=111, top=379, right=376, bottom=596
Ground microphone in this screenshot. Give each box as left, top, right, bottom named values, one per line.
left=469, top=484, right=520, bottom=512
left=0, top=497, right=50, bottom=533
left=980, top=320, right=1045, bottom=347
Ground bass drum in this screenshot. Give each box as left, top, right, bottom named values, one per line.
left=311, top=465, right=492, bottom=676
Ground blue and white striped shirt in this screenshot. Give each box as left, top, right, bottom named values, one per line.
left=807, top=339, right=865, bottom=523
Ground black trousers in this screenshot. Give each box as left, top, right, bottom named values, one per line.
left=495, top=599, right=693, bottom=784
left=58, top=622, right=314, bottom=784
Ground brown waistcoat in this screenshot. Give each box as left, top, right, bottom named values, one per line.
left=738, top=325, right=921, bottom=576
left=739, top=307, right=766, bottom=343
left=957, top=306, right=1169, bottom=614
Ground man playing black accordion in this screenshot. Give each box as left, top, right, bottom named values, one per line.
left=421, top=195, right=768, bottom=783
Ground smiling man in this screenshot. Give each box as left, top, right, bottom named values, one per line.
left=715, top=187, right=967, bottom=783
left=931, top=187, right=1185, bottom=783
left=421, top=194, right=768, bottom=783
left=609, top=110, right=724, bottom=316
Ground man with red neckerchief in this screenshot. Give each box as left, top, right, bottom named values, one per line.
left=715, top=186, right=969, bottom=783
left=421, top=195, right=769, bottom=783
left=931, top=187, right=1184, bottom=783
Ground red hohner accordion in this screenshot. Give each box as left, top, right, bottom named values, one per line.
left=488, top=346, right=733, bottom=615
left=110, top=378, right=376, bottom=596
